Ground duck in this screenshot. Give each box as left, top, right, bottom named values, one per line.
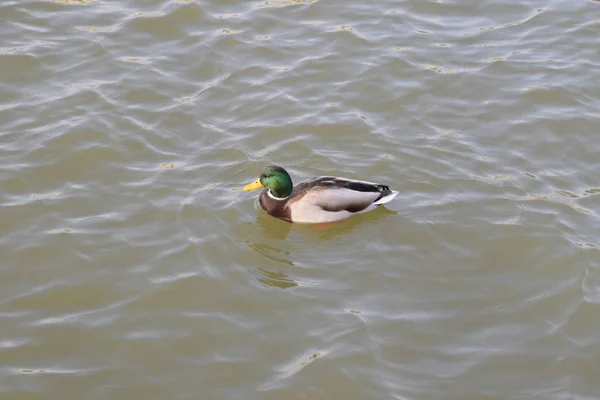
left=243, top=165, right=398, bottom=223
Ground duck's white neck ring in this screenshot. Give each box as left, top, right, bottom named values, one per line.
left=267, top=190, right=289, bottom=201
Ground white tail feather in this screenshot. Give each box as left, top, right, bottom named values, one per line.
left=373, top=190, right=399, bottom=205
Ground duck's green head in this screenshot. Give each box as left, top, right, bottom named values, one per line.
left=243, top=165, right=293, bottom=198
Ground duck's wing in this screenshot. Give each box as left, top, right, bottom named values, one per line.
left=291, top=176, right=398, bottom=213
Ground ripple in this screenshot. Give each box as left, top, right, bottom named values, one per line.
left=78, top=26, right=113, bottom=32
left=258, top=0, right=319, bottom=7
left=53, top=0, right=97, bottom=3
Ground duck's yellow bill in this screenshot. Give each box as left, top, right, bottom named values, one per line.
left=243, top=179, right=263, bottom=191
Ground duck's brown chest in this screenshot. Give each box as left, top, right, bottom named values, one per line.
left=259, top=190, right=292, bottom=222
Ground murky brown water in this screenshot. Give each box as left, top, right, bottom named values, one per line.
left=2, top=0, right=600, bottom=398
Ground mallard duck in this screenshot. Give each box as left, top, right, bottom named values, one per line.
left=243, top=166, right=398, bottom=223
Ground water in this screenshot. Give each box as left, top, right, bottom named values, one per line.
left=1, top=0, right=599, bottom=399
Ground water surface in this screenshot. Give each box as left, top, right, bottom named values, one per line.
left=1, top=0, right=600, bottom=399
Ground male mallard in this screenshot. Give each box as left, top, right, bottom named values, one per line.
left=243, top=166, right=398, bottom=223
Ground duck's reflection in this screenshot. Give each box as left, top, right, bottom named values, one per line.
left=245, top=212, right=297, bottom=288
left=245, top=206, right=397, bottom=289
left=255, top=267, right=298, bottom=289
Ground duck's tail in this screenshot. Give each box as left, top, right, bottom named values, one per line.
left=373, top=190, right=399, bottom=206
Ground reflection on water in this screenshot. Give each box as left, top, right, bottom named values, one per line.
left=246, top=240, right=294, bottom=266
left=251, top=209, right=294, bottom=241
left=245, top=205, right=398, bottom=288
left=255, top=267, right=298, bottom=289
